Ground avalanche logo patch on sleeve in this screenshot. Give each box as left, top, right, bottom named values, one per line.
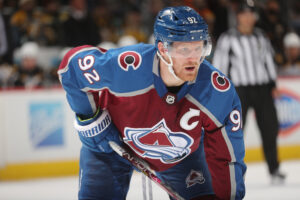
left=211, top=71, right=230, bottom=92
left=123, top=119, right=194, bottom=164
left=118, top=51, right=142, bottom=71
left=186, top=170, right=205, bottom=188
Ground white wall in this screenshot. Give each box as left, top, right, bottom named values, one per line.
left=0, top=89, right=81, bottom=167
left=0, top=93, right=5, bottom=168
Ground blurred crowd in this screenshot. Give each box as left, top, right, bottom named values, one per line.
left=0, top=0, right=300, bottom=89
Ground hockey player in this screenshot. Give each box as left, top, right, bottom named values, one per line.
left=58, top=6, right=246, bottom=200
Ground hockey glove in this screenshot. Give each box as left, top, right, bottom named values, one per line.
left=74, top=109, right=122, bottom=153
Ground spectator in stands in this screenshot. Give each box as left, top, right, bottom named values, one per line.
left=117, top=35, right=137, bottom=47
left=279, top=32, right=300, bottom=76
left=257, top=0, right=288, bottom=66
left=92, top=2, right=118, bottom=44
left=289, top=0, right=300, bottom=36
left=184, top=0, right=215, bottom=35
left=0, top=0, right=14, bottom=64
left=61, top=0, right=101, bottom=47
left=98, top=41, right=117, bottom=50
left=121, top=8, right=147, bottom=43
left=0, top=63, right=15, bottom=88
left=141, top=0, right=164, bottom=38
left=11, top=42, right=44, bottom=88
left=43, top=46, right=72, bottom=88
left=10, top=0, right=40, bottom=47
left=34, top=0, right=65, bottom=46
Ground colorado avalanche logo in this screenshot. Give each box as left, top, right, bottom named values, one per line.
left=186, top=170, right=205, bottom=188
left=211, top=71, right=230, bottom=92
left=124, top=119, right=193, bottom=164
left=118, top=51, right=142, bottom=71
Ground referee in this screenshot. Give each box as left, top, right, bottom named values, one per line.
left=212, top=1, right=285, bottom=184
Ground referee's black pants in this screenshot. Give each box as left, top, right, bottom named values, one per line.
left=236, top=84, right=280, bottom=174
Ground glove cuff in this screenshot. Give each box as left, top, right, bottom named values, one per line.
left=76, top=108, right=101, bottom=126
left=74, top=109, right=112, bottom=138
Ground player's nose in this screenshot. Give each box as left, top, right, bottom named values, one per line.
left=187, top=53, right=201, bottom=62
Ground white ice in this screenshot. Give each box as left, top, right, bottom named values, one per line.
left=0, top=160, right=299, bottom=200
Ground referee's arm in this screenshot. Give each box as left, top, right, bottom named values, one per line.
left=212, top=33, right=231, bottom=76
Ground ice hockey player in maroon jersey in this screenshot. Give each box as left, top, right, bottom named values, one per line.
left=58, top=6, right=246, bottom=200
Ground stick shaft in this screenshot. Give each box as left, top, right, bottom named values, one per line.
left=109, top=141, right=185, bottom=200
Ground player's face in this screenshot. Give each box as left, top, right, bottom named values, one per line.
left=169, top=41, right=204, bottom=81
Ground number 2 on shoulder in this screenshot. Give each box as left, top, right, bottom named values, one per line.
left=78, top=55, right=100, bottom=84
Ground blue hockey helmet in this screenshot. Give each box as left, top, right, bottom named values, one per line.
left=154, top=6, right=211, bottom=56
left=154, top=6, right=212, bottom=81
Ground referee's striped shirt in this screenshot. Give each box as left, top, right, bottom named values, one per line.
left=212, top=28, right=277, bottom=87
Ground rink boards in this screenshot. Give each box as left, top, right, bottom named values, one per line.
left=0, top=77, right=300, bottom=180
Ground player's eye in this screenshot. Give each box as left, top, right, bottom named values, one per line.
left=177, top=47, right=191, bottom=56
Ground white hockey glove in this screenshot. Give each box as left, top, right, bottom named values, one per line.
left=74, top=109, right=122, bottom=153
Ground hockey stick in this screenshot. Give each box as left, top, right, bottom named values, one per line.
left=109, top=141, right=185, bottom=200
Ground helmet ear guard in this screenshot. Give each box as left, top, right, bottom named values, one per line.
left=203, top=36, right=212, bottom=57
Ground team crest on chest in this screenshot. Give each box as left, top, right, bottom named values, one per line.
left=123, top=119, right=194, bottom=164
left=118, top=51, right=142, bottom=71
left=211, top=71, right=230, bottom=92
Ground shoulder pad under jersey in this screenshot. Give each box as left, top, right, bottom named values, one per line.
left=189, top=60, right=240, bottom=126
left=107, top=43, right=157, bottom=93
left=59, top=44, right=157, bottom=93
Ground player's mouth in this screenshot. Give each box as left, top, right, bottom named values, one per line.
left=185, top=66, right=196, bottom=72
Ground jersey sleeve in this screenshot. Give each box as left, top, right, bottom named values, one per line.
left=193, top=62, right=246, bottom=199
left=58, top=45, right=112, bottom=117
left=202, top=86, right=246, bottom=200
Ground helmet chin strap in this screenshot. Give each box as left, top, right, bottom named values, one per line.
left=156, top=50, right=183, bottom=81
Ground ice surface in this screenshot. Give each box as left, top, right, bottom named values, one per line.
left=0, top=160, right=299, bottom=200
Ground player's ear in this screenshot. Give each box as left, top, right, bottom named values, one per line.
left=157, top=42, right=168, bottom=56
